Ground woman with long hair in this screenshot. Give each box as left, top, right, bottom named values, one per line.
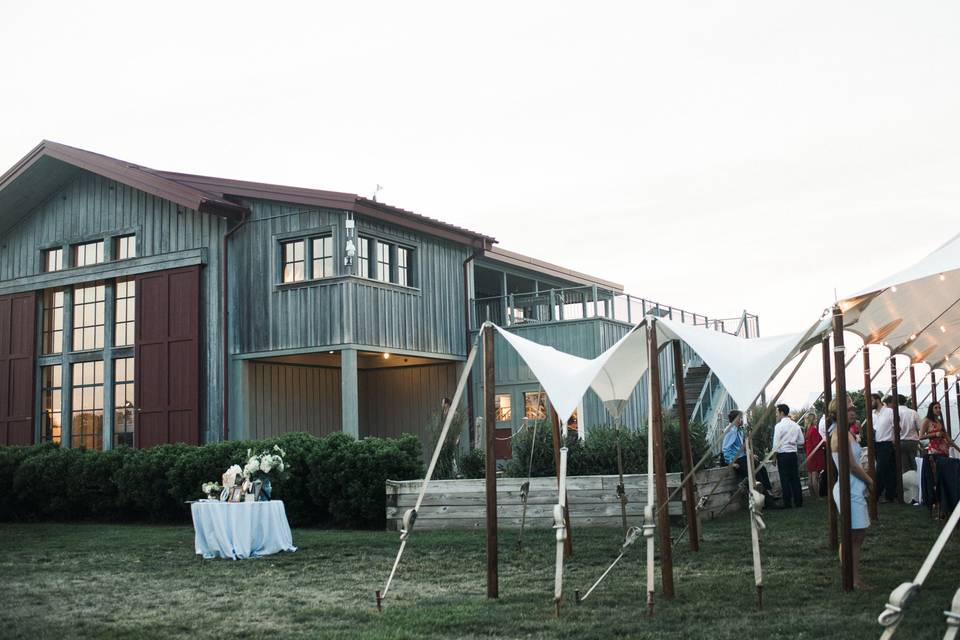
left=921, top=402, right=960, bottom=460
left=828, top=395, right=874, bottom=590
left=803, top=411, right=824, bottom=499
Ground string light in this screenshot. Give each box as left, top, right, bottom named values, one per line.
left=910, top=333, right=917, bottom=340
left=891, top=286, right=898, bottom=292
left=940, top=273, right=946, bottom=281
left=941, top=325, right=947, bottom=333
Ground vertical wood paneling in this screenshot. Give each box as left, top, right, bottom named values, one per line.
left=0, top=172, right=228, bottom=444
left=246, top=362, right=342, bottom=438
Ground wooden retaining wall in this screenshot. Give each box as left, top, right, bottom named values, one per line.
left=385, top=462, right=782, bottom=531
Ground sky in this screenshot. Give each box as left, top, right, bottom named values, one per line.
left=2, top=1, right=960, bottom=409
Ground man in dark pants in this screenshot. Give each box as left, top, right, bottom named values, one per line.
left=873, top=395, right=896, bottom=502
left=722, top=409, right=775, bottom=496
left=772, top=404, right=805, bottom=507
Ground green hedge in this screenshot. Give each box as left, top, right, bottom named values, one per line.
left=1, top=432, right=423, bottom=529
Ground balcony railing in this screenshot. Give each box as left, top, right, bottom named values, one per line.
left=470, top=285, right=758, bottom=338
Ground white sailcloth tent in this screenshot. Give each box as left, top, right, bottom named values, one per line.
left=840, top=232, right=960, bottom=375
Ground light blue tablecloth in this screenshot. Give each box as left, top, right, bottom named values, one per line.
left=191, top=500, right=297, bottom=560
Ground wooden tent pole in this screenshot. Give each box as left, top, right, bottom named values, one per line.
left=863, top=346, right=878, bottom=522
left=550, top=405, right=573, bottom=558
left=672, top=340, right=700, bottom=552
left=909, top=365, right=919, bottom=410
left=832, top=307, right=854, bottom=591
left=483, top=325, right=499, bottom=599
left=945, top=377, right=953, bottom=438
left=890, top=358, right=905, bottom=504
left=931, top=370, right=939, bottom=405
left=648, top=319, right=675, bottom=599
left=821, top=336, right=838, bottom=550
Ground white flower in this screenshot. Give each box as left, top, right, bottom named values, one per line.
left=260, top=456, right=274, bottom=473
left=243, top=456, right=261, bottom=478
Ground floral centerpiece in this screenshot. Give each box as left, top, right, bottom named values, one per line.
left=201, top=481, right=222, bottom=500
left=241, top=445, right=288, bottom=501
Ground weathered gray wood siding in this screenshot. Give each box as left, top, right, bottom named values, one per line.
left=359, top=362, right=459, bottom=450
left=470, top=319, right=677, bottom=436
left=230, top=200, right=470, bottom=358
left=0, top=171, right=227, bottom=444
left=242, top=361, right=342, bottom=439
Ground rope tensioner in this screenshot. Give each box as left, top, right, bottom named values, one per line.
left=943, top=587, right=960, bottom=640
left=879, top=582, right=920, bottom=632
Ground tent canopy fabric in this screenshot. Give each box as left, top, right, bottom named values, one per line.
left=840, top=233, right=960, bottom=375
left=491, top=316, right=828, bottom=427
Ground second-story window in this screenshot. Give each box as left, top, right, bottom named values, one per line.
left=115, top=235, right=136, bottom=260
left=281, top=240, right=305, bottom=283
left=397, top=247, right=411, bottom=286
left=73, top=282, right=106, bottom=351
left=43, top=248, right=63, bottom=272
left=73, top=240, right=104, bottom=267
left=358, top=236, right=371, bottom=278
left=312, top=236, right=334, bottom=278
left=376, top=241, right=391, bottom=283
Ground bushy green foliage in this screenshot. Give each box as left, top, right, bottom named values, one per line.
left=457, top=448, right=485, bottom=479
left=0, top=432, right=423, bottom=529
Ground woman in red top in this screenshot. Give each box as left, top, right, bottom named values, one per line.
left=803, top=412, right=824, bottom=499
left=921, top=402, right=959, bottom=459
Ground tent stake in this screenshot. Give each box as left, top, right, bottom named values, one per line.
left=484, top=325, right=499, bottom=599
left=375, top=590, right=382, bottom=612
left=821, top=336, right=838, bottom=551
left=832, top=307, right=855, bottom=592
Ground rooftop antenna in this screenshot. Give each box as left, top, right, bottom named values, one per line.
left=372, top=184, right=383, bottom=202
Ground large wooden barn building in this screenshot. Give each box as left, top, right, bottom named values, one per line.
left=0, top=141, right=756, bottom=455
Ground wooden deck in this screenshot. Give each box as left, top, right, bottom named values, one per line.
left=385, top=462, right=783, bottom=531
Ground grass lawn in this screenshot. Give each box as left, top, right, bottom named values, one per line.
left=2, top=499, right=958, bottom=640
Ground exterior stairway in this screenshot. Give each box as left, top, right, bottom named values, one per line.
left=676, top=364, right=710, bottom=419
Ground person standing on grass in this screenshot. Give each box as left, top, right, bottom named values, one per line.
left=828, top=395, right=874, bottom=590
left=772, top=404, right=805, bottom=507
left=921, top=402, right=960, bottom=461
left=722, top=409, right=775, bottom=496
left=874, top=396, right=897, bottom=503
left=898, top=394, right=922, bottom=472
left=803, top=412, right=824, bottom=499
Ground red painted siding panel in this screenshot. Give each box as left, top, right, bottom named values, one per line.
left=0, top=292, right=37, bottom=445
left=135, top=267, right=200, bottom=447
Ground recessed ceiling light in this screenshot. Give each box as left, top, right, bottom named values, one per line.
left=383, top=353, right=390, bottom=360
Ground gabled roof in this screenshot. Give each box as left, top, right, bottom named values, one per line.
left=0, top=141, right=496, bottom=247
left=152, top=169, right=495, bottom=247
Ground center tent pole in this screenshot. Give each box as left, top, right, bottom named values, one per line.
left=931, top=370, right=939, bottom=405
left=550, top=405, right=573, bottom=558
left=821, top=336, right=838, bottom=550
left=955, top=379, right=960, bottom=439
left=831, top=307, right=854, bottom=592
left=483, top=325, right=499, bottom=599
left=647, top=319, right=675, bottom=599
left=672, top=340, right=700, bottom=552
left=863, top=346, right=879, bottom=522
left=890, top=358, right=905, bottom=504
left=910, top=365, right=919, bottom=410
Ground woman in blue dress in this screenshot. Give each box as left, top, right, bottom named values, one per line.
left=828, top=395, right=874, bottom=590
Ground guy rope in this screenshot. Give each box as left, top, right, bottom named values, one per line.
left=376, top=328, right=484, bottom=610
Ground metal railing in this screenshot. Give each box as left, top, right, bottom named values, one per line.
left=470, top=285, right=758, bottom=338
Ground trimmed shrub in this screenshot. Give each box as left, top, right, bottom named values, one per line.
left=1, top=432, right=423, bottom=528
left=457, top=448, right=485, bottom=479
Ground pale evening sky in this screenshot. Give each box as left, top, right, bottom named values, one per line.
left=2, top=1, right=959, bottom=409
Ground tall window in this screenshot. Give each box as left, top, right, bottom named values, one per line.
left=71, top=360, right=104, bottom=450
left=42, top=289, right=64, bottom=354
left=73, top=282, right=105, bottom=351
left=281, top=240, right=305, bottom=283
left=495, top=394, right=512, bottom=422
left=114, top=358, right=135, bottom=448
left=115, top=235, right=136, bottom=260
left=73, top=240, right=104, bottom=267
left=43, top=248, right=63, bottom=272
left=40, top=365, right=63, bottom=444
left=115, top=279, right=135, bottom=347
left=524, top=391, right=547, bottom=421
left=397, top=247, right=411, bottom=286
left=376, top=241, right=391, bottom=283
left=358, top=236, right=371, bottom=278
left=312, top=236, right=334, bottom=278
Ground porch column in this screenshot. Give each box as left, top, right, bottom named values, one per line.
left=341, top=348, right=360, bottom=438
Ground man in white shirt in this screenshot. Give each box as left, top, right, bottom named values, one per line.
left=772, top=404, right=805, bottom=508
left=897, top=394, right=921, bottom=472
left=874, top=395, right=897, bottom=502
